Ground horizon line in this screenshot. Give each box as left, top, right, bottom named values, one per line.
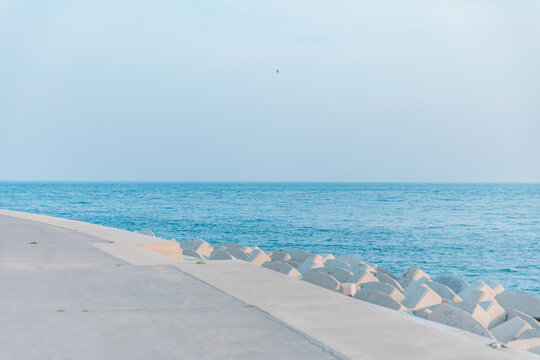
left=1, top=180, right=540, bottom=185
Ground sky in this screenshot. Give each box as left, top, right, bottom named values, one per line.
left=1, top=0, right=539, bottom=182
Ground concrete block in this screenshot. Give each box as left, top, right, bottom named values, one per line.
left=212, top=243, right=251, bottom=253
left=489, top=283, right=505, bottom=295
left=287, top=249, right=315, bottom=263
left=214, top=244, right=251, bottom=260
left=454, top=301, right=491, bottom=328
left=284, top=259, right=301, bottom=268
left=302, top=270, right=341, bottom=291
left=209, top=249, right=236, bottom=260
left=224, top=248, right=250, bottom=260
left=340, top=283, right=357, bottom=296
left=246, top=248, right=272, bottom=266
left=428, top=281, right=462, bottom=302
left=520, top=329, right=540, bottom=340
left=180, top=238, right=214, bottom=258
left=296, top=257, right=325, bottom=275
left=399, top=266, right=430, bottom=288
left=270, top=251, right=291, bottom=262
left=136, top=228, right=155, bottom=237
left=505, top=308, right=540, bottom=330
left=459, top=281, right=496, bottom=299
left=360, top=281, right=405, bottom=303
left=496, top=291, right=540, bottom=320
left=491, top=316, right=533, bottom=343
left=251, top=246, right=263, bottom=252
left=414, top=307, right=433, bottom=319
left=182, top=249, right=204, bottom=259
left=402, top=283, right=443, bottom=310
left=246, top=249, right=271, bottom=266
left=352, top=263, right=378, bottom=275
left=324, top=259, right=352, bottom=272
left=354, top=263, right=377, bottom=274
left=461, top=289, right=495, bottom=304
left=315, top=267, right=353, bottom=282
left=345, top=269, right=379, bottom=286
left=336, top=255, right=375, bottom=272
left=213, top=244, right=226, bottom=251
left=336, top=255, right=363, bottom=267
left=433, top=275, right=469, bottom=294
left=262, top=261, right=302, bottom=278
left=478, top=300, right=506, bottom=329
left=428, top=303, right=494, bottom=338
left=374, top=272, right=404, bottom=293
left=506, top=329, right=540, bottom=351
left=213, top=244, right=251, bottom=260
left=402, top=278, right=431, bottom=298
left=372, top=264, right=398, bottom=281
left=354, top=289, right=406, bottom=311
left=320, top=253, right=335, bottom=261
left=191, top=238, right=214, bottom=256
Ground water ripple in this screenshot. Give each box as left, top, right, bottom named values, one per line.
left=0, top=182, right=538, bottom=296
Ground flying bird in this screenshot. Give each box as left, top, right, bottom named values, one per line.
left=275, top=69, right=279, bottom=74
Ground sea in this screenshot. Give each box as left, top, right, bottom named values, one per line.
left=1, top=182, right=538, bottom=296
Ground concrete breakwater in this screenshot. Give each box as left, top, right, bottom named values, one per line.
left=2, top=209, right=538, bottom=359
left=174, top=235, right=540, bottom=356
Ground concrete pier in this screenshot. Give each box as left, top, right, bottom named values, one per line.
left=0, top=210, right=536, bottom=359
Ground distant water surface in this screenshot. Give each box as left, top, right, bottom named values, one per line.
left=1, top=182, right=538, bottom=296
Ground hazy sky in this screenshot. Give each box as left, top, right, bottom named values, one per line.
left=1, top=0, right=539, bottom=181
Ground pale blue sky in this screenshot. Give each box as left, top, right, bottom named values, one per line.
left=1, top=0, right=539, bottom=181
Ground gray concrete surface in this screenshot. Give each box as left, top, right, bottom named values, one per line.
left=0, top=214, right=341, bottom=360
left=175, top=261, right=538, bottom=360
left=1, top=210, right=537, bottom=360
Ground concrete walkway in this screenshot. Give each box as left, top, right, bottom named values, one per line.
left=0, top=213, right=340, bottom=359
left=0, top=210, right=536, bottom=359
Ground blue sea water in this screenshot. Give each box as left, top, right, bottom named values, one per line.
left=1, top=182, right=538, bottom=296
